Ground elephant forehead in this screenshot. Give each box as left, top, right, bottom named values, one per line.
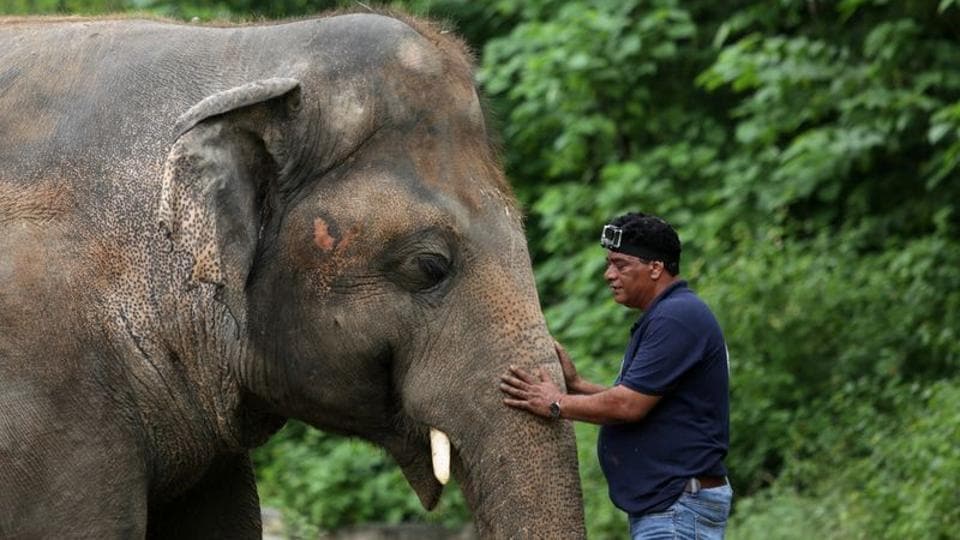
left=327, top=171, right=464, bottom=231
left=300, top=168, right=520, bottom=253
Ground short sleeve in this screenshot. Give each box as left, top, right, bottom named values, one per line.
left=619, top=316, right=702, bottom=396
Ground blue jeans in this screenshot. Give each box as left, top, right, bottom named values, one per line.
left=628, top=484, right=733, bottom=540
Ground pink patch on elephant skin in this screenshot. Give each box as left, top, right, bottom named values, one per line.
left=313, top=217, right=336, bottom=251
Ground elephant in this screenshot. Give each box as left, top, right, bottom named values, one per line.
left=0, top=10, right=585, bottom=539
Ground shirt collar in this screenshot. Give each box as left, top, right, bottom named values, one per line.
left=630, top=280, right=688, bottom=334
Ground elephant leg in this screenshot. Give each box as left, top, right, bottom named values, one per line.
left=147, top=452, right=262, bottom=540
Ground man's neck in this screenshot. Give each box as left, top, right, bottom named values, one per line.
left=640, top=276, right=680, bottom=311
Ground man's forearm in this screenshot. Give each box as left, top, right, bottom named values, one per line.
left=557, top=385, right=661, bottom=425
left=568, top=377, right=608, bottom=395
left=557, top=392, right=633, bottom=424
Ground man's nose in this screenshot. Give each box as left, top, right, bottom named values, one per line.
left=604, top=265, right=617, bottom=281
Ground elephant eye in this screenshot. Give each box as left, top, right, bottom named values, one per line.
left=384, top=230, right=456, bottom=294
left=415, top=253, right=451, bottom=291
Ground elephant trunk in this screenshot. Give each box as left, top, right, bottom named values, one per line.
left=454, top=403, right=585, bottom=538
left=399, top=338, right=586, bottom=537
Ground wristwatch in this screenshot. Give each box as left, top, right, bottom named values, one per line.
left=549, top=399, right=562, bottom=420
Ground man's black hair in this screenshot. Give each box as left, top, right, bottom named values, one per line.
left=609, top=212, right=682, bottom=275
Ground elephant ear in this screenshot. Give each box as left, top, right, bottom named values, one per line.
left=159, top=78, right=301, bottom=315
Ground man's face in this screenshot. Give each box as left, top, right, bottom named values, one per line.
left=604, top=250, right=658, bottom=309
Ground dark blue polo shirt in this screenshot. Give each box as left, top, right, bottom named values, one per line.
left=598, top=280, right=729, bottom=516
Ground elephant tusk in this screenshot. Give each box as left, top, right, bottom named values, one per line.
left=430, top=427, right=450, bottom=485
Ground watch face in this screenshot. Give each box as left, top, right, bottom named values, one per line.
left=549, top=401, right=561, bottom=419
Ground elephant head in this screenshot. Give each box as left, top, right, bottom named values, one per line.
left=157, top=13, right=585, bottom=538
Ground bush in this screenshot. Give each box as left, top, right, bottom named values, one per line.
left=728, top=380, right=960, bottom=539
left=698, top=228, right=960, bottom=491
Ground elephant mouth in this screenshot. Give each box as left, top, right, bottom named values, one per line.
left=383, top=425, right=455, bottom=510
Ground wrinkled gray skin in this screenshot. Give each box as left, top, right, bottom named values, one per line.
left=0, top=12, right=585, bottom=539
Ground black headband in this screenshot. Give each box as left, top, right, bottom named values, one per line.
left=600, top=224, right=676, bottom=263
left=612, top=244, right=674, bottom=262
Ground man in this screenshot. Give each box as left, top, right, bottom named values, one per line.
left=500, top=212, right=732, bottom=539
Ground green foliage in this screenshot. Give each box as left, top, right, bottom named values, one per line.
left=479, top=0, right=699, bottom=189
left=729, top=381, right=960, bottom=539
left=701, top=229, right=960, bottom=490
left=0, top=0, right=127, bottom=14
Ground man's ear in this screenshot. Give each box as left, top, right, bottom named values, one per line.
left=650, top=261, right=664, bottom=280
left=158, top=78, right=301, bottom=316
